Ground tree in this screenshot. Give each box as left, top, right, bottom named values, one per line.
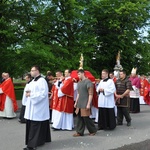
left=92, top=0, right=150, bottom=74
left=15, top=0, right=98, bottom=76
left=0, top=0, right=19, bottom=76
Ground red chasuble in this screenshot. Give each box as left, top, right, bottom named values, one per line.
left=0, top=78, right=18, bottom=112
left=144, top=83, right=150, bottom=105
left=140, top=79, right=149, bottom=96
left=92, top=84, right=98, bottom=108
left=55, top=78, right=74, bottom=113
left=50, top=84, right=59, bottom=110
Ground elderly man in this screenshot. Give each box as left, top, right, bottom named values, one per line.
left=0, top=73, right=18, bottom=118
left=129, top=68, right=141, bottom=113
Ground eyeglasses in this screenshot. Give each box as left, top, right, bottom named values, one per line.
left=31, top=70, right=37, bottom=72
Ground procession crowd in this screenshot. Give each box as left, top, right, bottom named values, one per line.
left=0, top=66, right=150, bottom=150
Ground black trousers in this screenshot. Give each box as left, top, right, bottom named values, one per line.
left=76, top=110, right=97, bottom=135
left=117, top=107, right=131, bottom=123
left=19, top=105, right=26, bottom=123
left=25, top=120, right=51, bottom=148
left=98, top=107, right=116, bottom=130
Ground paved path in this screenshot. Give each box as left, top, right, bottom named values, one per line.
left=0, top=103, right=150, bottom=150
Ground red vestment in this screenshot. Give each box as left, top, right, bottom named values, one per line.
left=92, top=84, right=98, bottom=108
left=140, top=79, right=149, bottom=96
left=144, top=83, right=150, bottom=105
left=113, top=77, right=117, bottom=83
left=50, top=84, right=59, bottom=110
left=0, top=78, right=18, bottom=112
left=55, top=78, right=74, bottom=113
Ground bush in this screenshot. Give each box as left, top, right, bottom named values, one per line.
left=14, top=82, right=25, bottom=100
left=15, top=89, right=24, bottom=100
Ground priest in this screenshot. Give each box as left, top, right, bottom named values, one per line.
left=129, top=68, right=141, bottom=113
left=144, top=77, right=150, bottom=105
left=50, top=70, right=63, bottom=124
left=0, top=73, right=18, bottom=118
left=52, top=69, right=74, bottom=130
left=140, top=75, right=148, bottom=104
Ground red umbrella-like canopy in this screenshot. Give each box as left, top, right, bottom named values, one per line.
left=71, top=70, right=95, bottom=82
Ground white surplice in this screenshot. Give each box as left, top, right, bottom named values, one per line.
left=96, top=79, right=116, bottom=108
left=24, top=77, right=50, bottom=121
left=21, top=83, right=30, bottom=106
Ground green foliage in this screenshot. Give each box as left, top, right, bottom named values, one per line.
left=15, top=89, right=23, bottom=100
left=92, top=0, right=150, bottom=74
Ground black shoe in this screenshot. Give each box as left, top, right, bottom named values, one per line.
left=98, top=127, right=104, bottom=130
left=19, top=120, right=26, bottom=123
left=23, top=147, right=36, bottom=150
left=51, top=127, right=61, bottom=131
left=20, top=121, right=26, bottom=123
left=117, top=122, right=123, bottom=126
left=127, top=122, right=131, bottom=126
